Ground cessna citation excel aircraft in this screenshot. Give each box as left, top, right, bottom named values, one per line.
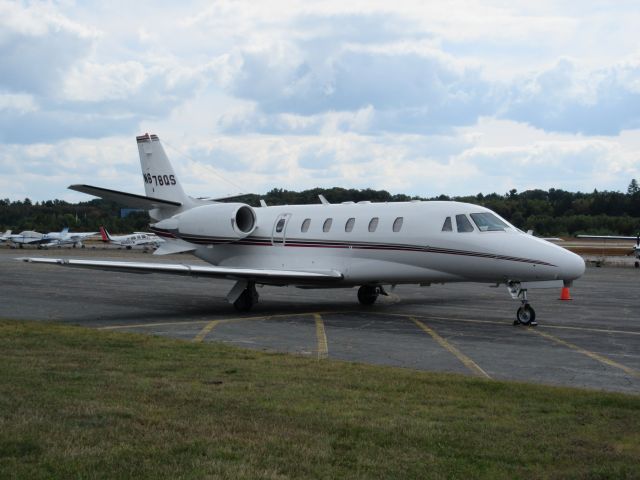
left=20, top=134, right=585, bottom=326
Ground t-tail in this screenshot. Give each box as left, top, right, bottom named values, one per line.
left=137, top=134, right=190, bottom=206
left=69, top=134, right=201, bottom=221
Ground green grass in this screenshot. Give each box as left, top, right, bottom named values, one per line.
left=0, top=320, right=638, bottom=479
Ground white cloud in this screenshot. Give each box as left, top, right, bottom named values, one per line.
left=1, top=1, right=640, bottom=202
left=0, top=0, right=95, bottom=95
left=0, top=92, right=37, bottom=113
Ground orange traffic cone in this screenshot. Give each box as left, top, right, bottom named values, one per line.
left=559, top=287, right=572, bottom=301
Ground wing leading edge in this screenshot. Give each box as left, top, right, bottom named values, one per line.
left=17, top=257, right=343, bottom=284
left=69, top=185, right=182, bottom=209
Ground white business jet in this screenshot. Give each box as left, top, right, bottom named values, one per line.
left=19, top=134, right=585, bottom=325
left=99, top=226, right=163, bottom=249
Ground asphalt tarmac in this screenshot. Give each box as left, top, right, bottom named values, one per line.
left=1, top=247, right=638, bottom=394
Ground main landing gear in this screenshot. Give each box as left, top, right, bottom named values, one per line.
left=227, top=280, right=259, bottom=312
left=508, top=282, right=537, bottom=326
left=357, top=285, right=388, bottom=305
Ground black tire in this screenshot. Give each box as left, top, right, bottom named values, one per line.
left=357, top=285, right=378, bottom=305
left=233, top=286, right=259, bottom=312
left=516, top=305, right=536, bottom=325
left=635, top=261, right=639, bottom=268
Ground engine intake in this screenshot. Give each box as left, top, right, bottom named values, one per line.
left=156, top=203, right=257, bottom=241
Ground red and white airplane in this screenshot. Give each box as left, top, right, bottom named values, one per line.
left=99, top=226, right=163, bottom=250
left=20, top=134, right=585, bottom=325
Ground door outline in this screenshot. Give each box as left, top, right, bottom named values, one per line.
left=272, top=213, right=292, bottom=246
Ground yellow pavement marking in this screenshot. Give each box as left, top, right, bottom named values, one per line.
left=97, top=309, right=640, bottom=340
left=313, top=313, right=328, bottom=360
left=98, top=312, right=306, bottom=330
left=99, top=319, right=213, bottom=330
left=411, top=317, right=491, bottom=379
left=529, top=328, right=640, bottom=379
left=366, top=310, right=640, bottom=336
left=193, top=320, right=222, bottom=343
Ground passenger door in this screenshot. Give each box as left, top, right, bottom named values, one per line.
left=272, top=213, right=292, bottom=246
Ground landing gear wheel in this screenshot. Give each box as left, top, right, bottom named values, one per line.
left=516, top=305, right=536, bottom=326
left=357, top=285, right=379, bottom=305
left=233, top=284, right=259, bottom=312
left=635, top=261, right=639, bottom=268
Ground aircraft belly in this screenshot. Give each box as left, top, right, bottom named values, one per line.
left=191, top=238, right=561, bottom=285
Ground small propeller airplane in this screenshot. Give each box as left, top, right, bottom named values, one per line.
left=41, top=228, right=98, bottom=248
left=19, top=133, right=585, bottom=326
left=99, top=226, right=164, bottom=250
left=7, top=228, right=96, bottom=248
left=577, top=233, right=640, bottom=268
left=7, top=230, right=46, bottom=247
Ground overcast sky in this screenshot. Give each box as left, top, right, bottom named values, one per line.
left=1, top=0, right=640, bottom=202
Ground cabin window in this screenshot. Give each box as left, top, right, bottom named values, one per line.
left=275, top=218, right=286, bottom=233
left=345, top=217, right=355, bottom=232
left=301, top=218, right=311, bottom=233
left=456, top=214, right=474, bottom=233
left=470, top=212, right=508, bottom=232
left=368, top=217, right=379, bottom=232
left=442, top=217, right=452, bottom=232
left=323, top=218, right=333, bottom=232
left=392, top=217, right=403, bottom=232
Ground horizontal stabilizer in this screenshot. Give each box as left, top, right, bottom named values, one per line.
left=18, top=257, right=343, bottom=284
left=69, top=184, right=181, bottom=209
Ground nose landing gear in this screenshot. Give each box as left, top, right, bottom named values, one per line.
left=508, top=282, right=537, bottom=326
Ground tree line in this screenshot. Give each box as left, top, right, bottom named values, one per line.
left=1, top=180, right=639, bottom=236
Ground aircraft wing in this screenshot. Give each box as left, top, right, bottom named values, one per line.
left=69, top=232, right=99, bottom=241
left=18, top=257, right=343, bottom=284
left=576, top=235, right=637, bottom=240
left=69, top=185, right=182, bottom=209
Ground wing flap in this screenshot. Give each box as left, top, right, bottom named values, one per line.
left=18, top=257, right=343, bottom=283
left=69, top=184, right=182, bottom=209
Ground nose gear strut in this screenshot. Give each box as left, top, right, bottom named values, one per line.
left=507, top=282, right=537, bottom=326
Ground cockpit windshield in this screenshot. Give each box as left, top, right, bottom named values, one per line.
left=470, top=212, right=509, bottom=232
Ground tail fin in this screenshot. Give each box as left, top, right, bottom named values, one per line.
left=62, top=227, right=69, bottom=234
left=99, top=226, right=111, bottom=242
left=137, top=134, right=189, bottom=205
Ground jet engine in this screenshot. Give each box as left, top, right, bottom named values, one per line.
left=154, top=203, right=257, bottom=242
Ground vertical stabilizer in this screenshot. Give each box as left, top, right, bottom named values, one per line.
left=137, top=134, right=189, bottom=205
left=99, top=226, right=111, bottom=242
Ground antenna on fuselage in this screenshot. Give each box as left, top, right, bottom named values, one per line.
left=318, top=194, right=330, bottom=205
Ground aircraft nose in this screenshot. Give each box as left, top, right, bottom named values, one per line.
left=559, top=249, right=585, bottom=282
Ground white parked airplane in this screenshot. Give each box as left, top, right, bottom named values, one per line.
left=8, top=230, right=46, bottom=247
left=99, top=226, right=163, bottom=249
left=0, top=230, right=12, bottom=243
left=19, top=133, right=585, bottom=325
left=577, top=234, right=640, bottom=268
left=42, top=228, right=98, bottom=248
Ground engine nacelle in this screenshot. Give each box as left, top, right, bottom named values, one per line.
left=155, top=203, right=257, bottom=242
